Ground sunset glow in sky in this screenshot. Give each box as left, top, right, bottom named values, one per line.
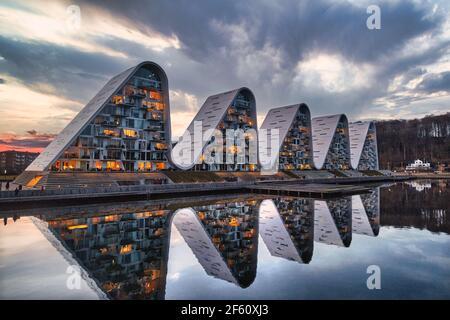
left=1, top=0, right=450, bottom=152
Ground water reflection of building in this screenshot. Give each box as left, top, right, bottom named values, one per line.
left=46, top=207, right=171, bottom=300
left=314, top=197, right=352, bottom=247
left=352, top=188, right=380, bottom=237
left=259, top=198, right=314, bottom=263
left=405, top=181, right=432, bottom=192
left=173, top=200, right=259, bottom=287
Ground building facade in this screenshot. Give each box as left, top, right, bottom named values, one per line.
left=0, top=151, right=38, bottom=175
left=352, top=188, right=380, bottom=237
left=46, top=208, right=171, bottom=300
left=173, top=200, right=259, bottom=287
left=314, top=197, right=352, bottom=247
left=14, top=60, right=382, bottom=186
left=15, top=61, right=171, bottom=186
left=259, top=104, right=312, bottom=171
left=171, top=88, right=258, bottom=171
left=259, top=198, right=314, bottom=263
left=349, top=121, right=379, bottom=170
left=312, top=114, right=351, bottom=170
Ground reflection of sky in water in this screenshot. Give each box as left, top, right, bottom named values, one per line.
left=166, top=227, right=450, bottom=299
left=0, top=217, right=100, bottom=299
left=1, top=180, right=449, bottom=299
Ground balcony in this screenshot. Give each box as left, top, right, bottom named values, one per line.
left=101, top=119, right=120, bottom=127
left=131, top=89, right=146, bottom=98
left=110, top=109, right=130, bottom=117
left=122, top=129, right=139, bottom=139
left=154, top=143, right=168, bottom=150
left=144, top=125, right=161, bottom=131
left=111, top=95, right=135, bottom=107
left=106, top=144, right=124, bottom=149
left=146, top=111, right=163, bottom=121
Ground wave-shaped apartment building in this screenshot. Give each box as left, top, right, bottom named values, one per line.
left=16, top=60, right=379, bottom=188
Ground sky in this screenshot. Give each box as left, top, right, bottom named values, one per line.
left=0, top=0, right=449, bottom=152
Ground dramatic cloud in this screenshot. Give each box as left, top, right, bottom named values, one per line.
left=418, top=71, right=450, bottom=93
left=0, top=0, right=449, bottom=151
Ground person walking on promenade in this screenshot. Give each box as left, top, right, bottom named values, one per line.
left=14, top=187, right=19, bottom=196
left=6, top=181, right=9, bottom=191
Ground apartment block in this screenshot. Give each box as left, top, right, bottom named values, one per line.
left=259, top=104, right=313, bottom=171
left=349, top=121, right=379, bottom=170
left=172, top=88, right=258, bottom=171
left=15, top=61, right=171, bottom=186
left=312, top=114, right=351, bottom=170
left=259, top=198, right=314, bottom=263
left=0, top=150, right=38, bottom=175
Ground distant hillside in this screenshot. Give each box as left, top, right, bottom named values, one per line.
left=376, top=113, right=450, bottom=169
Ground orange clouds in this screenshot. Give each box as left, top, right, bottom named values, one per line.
left=0, top=131, right=55, bottom=153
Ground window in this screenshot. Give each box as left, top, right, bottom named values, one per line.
left=106, top=161, right=121, bottom=170
left=123, top=129, right=138, bottom=138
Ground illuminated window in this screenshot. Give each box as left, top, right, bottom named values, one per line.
left=104, top=215, right=119, bottom=222
left=106, top=161, right=121, bottom=170
left=229, top=217, right=240, bottom=227
left=54, top=161, right=61, bottom=170
left=112, top=95, right=123, bottom=104
left=155, top=143, right=167, bottom=150
left=103, top=129, right=119, bottom=137
left=67, top=224, right=88, bottom=230
left=154, top=102, right=164, bottom=110
left=123, top=129, right=138, bottom=138
left=63, top=160, right=78, bottom=170
left=149, top=91, right=162, bottom=100
left=120, top=244, right=133, bottom=254
left=156, top=162, right=166, bottom=170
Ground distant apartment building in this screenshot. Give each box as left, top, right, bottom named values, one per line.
left=0, top=150, right=39, bottom=175
left=349, top=121, right=379, bottom=170
left=259, top=104, right=313, bottom=171
left=312, top=114, right=351, bottom=170
left=171, top=88, right=258, bottom=171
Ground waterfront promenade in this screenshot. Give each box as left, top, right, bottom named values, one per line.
left=0, top=173, right=413, bottom=211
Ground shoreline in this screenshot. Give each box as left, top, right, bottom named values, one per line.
left=0, top=174, right=415, bottom=210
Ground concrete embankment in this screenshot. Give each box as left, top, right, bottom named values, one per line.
left=0, top=174, right=413, bottom=210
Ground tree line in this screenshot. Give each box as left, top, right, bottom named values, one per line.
left=376, top=113, right=450, bottom=169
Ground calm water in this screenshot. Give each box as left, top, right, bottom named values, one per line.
left=1, top=180, right=449, bottom=300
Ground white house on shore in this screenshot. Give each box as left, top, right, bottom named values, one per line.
left=406, top=159, right=431, bottom=171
